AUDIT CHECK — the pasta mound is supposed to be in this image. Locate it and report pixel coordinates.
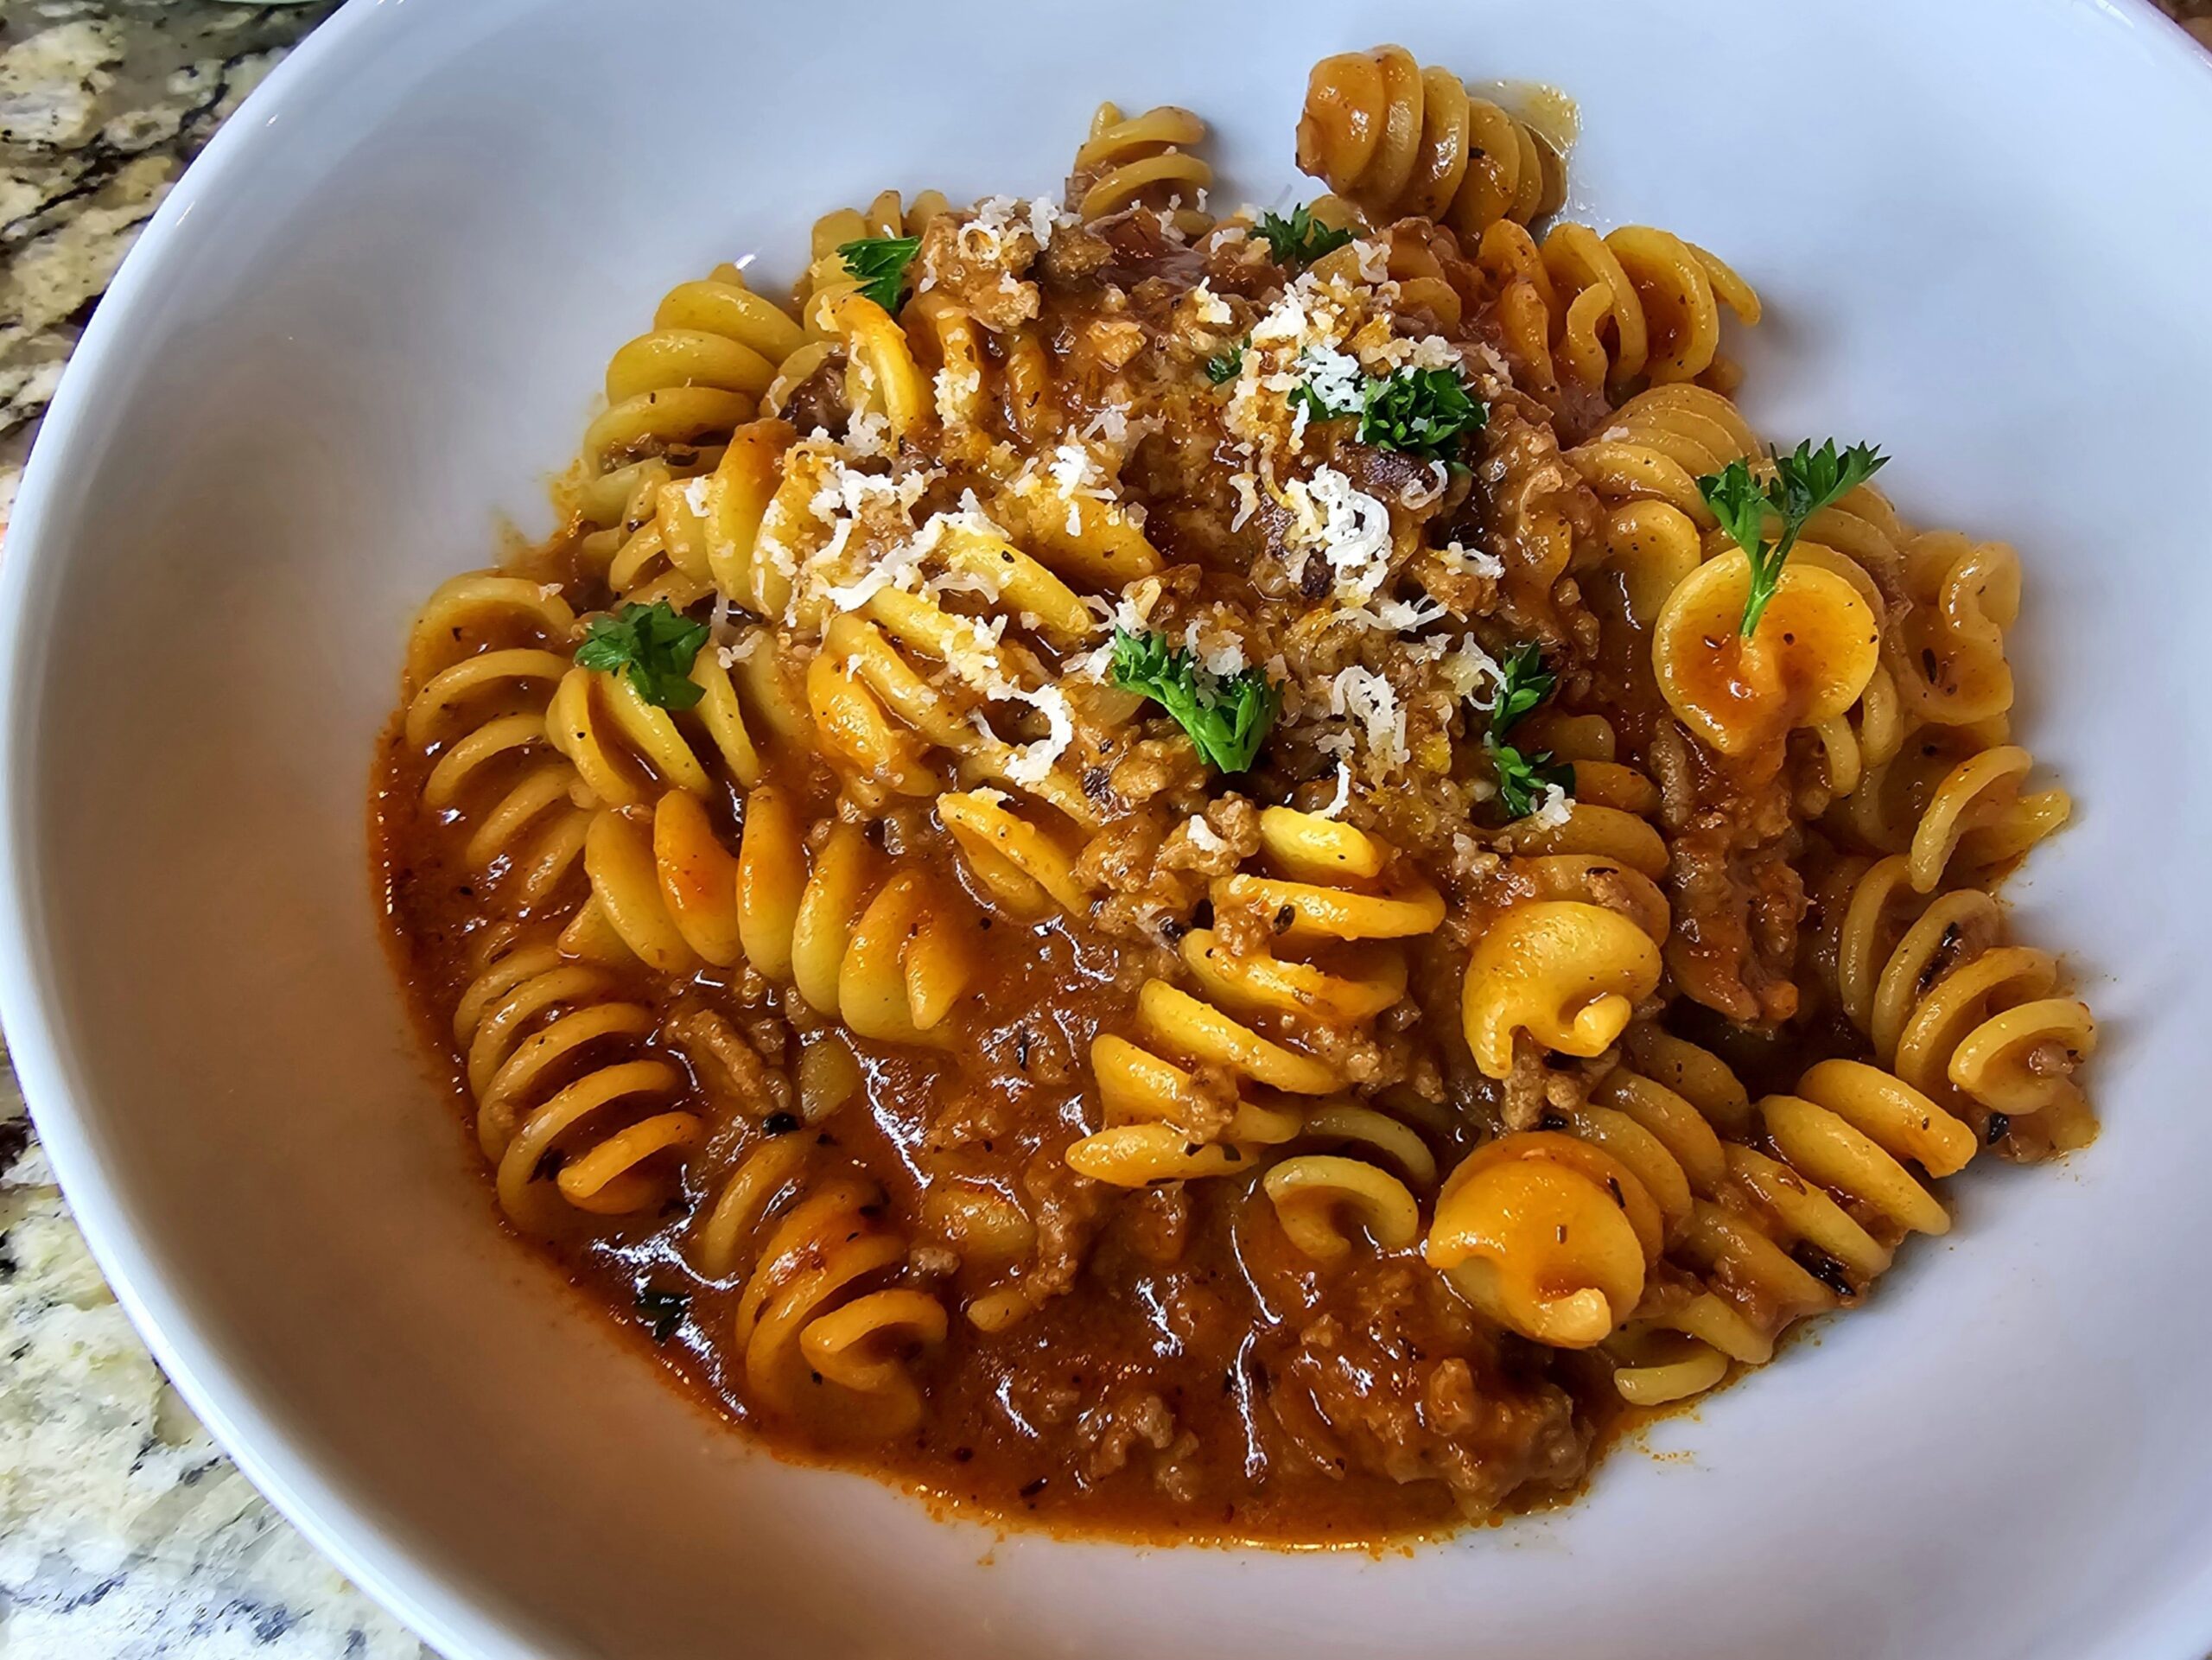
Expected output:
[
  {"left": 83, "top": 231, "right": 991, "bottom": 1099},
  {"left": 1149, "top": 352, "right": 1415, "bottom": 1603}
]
[{"left": 373, "top": 47, "right": 2095, "bottom": 1543}]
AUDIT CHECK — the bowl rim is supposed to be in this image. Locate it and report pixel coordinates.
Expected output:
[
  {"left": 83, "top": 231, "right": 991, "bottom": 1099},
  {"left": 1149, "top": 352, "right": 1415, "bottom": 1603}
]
[
  {"left": 4, "top": 2, "right": 2211, "bottom": 1657},
  {"left": 0, "top": 12, "right": 526, "bottom": 1657}
]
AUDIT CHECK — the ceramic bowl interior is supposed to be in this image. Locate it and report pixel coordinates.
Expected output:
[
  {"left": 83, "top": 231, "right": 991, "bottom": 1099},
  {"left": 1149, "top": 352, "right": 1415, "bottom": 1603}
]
[{"left": 8, "top": 1, "right": 2212, "bottom": 1656}]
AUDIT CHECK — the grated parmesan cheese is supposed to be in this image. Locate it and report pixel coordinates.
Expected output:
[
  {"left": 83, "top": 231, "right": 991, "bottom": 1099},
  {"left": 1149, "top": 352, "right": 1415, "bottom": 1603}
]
[
  {"left": 959, "top": 195, "right": 1028, "bottom": 261},
  {"left": 1084, "top": 405, "right": 1131, "bottom": 447},
  {"left": 1296, "top": 343, "right": 1365, "bottom": 417},
  {"left": 1434, "top": 633, "right": 1508, "bottom": 707},
  {"left": 1250, "top": 285, "right": 1318, "bottom": 349},
  {"left": 1438, "top": 539, "right": 1506, "bottom": 582},
  {"left": 1190, "top": 280, "right": 1234, "bottom": 328},
  {"left": 1400, "top": 462, "right": 1448, "bottom": 510},
  {"left": 1328, "top": 665, "right": 1408, "bottom": 776},
  {"left": 1529, "top": 781, "right": 1573, "bottom": 830},
  {"left": 1181, "top": 619, "right": 1249, "bottom": 678},
  {"left": 680, "top": 478, "right": 713, "bottom": 516},
  {"left": 1229, "top": 472, "right": 1261, "bottom": 532},
  {"left": 1281, "top": 466, "right": 1394, "bottom": 601},
  {"left": 991, "top": 682, "right": 1075, "bottom": 785},
  {"left": 935, "top": 360, "right": 982, "bottom": 423},
  {"left": 1315, "top": 761, "right": 1353, "bottom": 819},
  {"left": 818, "top": 534, "right": 929, "bottom": 612},
  {"left": 1340, "top": 594, "right": 1448, "bottom": 634},
  {"left": 843, "top": 409, "right": 891, "bottom": 457}
]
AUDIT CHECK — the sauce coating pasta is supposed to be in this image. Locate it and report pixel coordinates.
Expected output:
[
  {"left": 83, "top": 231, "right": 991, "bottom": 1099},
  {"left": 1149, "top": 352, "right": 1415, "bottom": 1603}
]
[{"left": 374, "top": 47, "right": 2094, "bottom": 1544}]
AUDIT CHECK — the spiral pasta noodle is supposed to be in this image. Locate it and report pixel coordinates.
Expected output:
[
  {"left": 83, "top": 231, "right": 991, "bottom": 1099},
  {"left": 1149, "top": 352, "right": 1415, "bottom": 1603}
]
[
  {"left": 1428, "top": 1031, "right": 1988, "bottom": 1406},
  {"left": 544, "top": 632, "right": 798, "bottom": 810},
  {"left": 454, "top": 938, "right": 701, "bottom": 1234},
  {"left": 731, "top": 782, "right": 982, "bottom": 1046},
  {"left": 1297, "top": 46, "right": 1564, "bottom": 237},
  {"left": 401, "top": 573, "right": 591, "bottom": 905},
  {"left": 1071, "top": 102, "right": 1212, "bottom": 228},
  {"left": 1260, "top": 1088, "right": 1448, "bottom": 1262},
  {"left": 1822, "top": 849, "right": 2096, "bottom": 1149},
  {"left": 696, "top": 1131, "right": 947, "bottom": 1438},
  {"left": 585, "top": 264, "right": 804, "bottom": 480},
  {"left": 1072, "top": 809, "right": 1442, "bottom": 1186}
]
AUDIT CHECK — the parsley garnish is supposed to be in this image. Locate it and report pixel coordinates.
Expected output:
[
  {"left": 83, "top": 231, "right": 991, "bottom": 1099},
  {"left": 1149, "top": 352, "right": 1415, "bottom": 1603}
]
[
  {"left": 1698, "top": 439, "right": 1888, "bottom": 637},
  {"left": 1289, "top": 378, "right": 1352, "bottom": 427},
  {"left": 1109, "top": 628, "right": 1280, "bottom": 773},
  {"left": 1481, "top": 640, "right": 1573, "bottom": 821},
  {"left": 635, "top": 1286, "right": 690, "bottom": 1344},
  {"left": 1489, "top": 641, "right": 1555, "bottom": 732},
  {"left": 1358, "top": 366, "right": 1486, "bottom": 461},
  {"left": 1491, "top": 741, "right": 1575, "bottom": 820},
  {"left": 1205, "top": 341, "right": 1246, "bottom": 384},
  {"left": 1290, "top": 362, "right": 1488, "bottom": 462},
  {"left": 1254, "top": 204, "right": 1353, "bottom": 268},
  {"left": 836, "top": 233, "right": 922, "bottom": 312},
  {"left": 575, "top": 600, "right": 709, "bottom": 711}
]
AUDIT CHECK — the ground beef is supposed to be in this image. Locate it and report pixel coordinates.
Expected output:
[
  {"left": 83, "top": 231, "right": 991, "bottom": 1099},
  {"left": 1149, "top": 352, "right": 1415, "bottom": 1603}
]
[{"left": 1261, "top": 1260, "right": 1590, "bottom": 1517}]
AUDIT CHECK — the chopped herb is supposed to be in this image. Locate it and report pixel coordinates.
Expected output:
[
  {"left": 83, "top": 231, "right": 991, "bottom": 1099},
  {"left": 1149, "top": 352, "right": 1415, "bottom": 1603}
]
[
  {"left": 1205, "top": 341, "right": 1247, "bottom": 384},
  {"left": 1254, "top": 204, "right": 1354, "bottom": 268},
  {"left": 575, "top": 600, "right": 709, "bottom": 710},
  {"left": 1358, "top": 365, "right": 1487, "bottom": 461},
  {"left": 634, "top": 1286, "right": 690, "bottom": 1344},
  {"left": 836, "top": 232, "right": 922, "bottom": 312},
  {"left": 1109, "top": 628, "right": 1280, "bottom": 773},
  {"left": 1698, "top": 439, "right": 1888, "bottom": 637},
  {"left": 1491, "top": 739, "right": 1574, "bottom": 820},
  {"left": 1289, "top": 361, "right": 1487, "bottom": 461},
  {"left": 1489, "top": 641, "right": 1555, "bottom": 735}
]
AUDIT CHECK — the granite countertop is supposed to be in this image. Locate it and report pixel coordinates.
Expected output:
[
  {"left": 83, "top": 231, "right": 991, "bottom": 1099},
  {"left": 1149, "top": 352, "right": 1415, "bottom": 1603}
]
[{"left": 0, "top": 3, "right": 2207, "bottom": 1657}]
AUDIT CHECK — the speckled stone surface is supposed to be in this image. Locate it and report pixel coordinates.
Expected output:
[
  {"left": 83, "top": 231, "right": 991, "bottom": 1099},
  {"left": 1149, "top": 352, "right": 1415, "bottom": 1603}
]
[
  {"left": 0, "top": 1046, "right": 427, "bottom": 1657},
  {"left": 0, "top": 0, "right": 344, "bottom": 521},
  {"left": 0, "top": 3, "right": 2205, "bottom": 1657}
]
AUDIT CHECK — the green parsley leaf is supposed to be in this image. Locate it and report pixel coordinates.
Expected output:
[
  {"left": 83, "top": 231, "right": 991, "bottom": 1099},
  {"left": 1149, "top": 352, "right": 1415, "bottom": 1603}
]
[
  {"left": 634, "top": 1286, "right": 690, "bottom": 1345},
  {"left": 1358, "top": 366, "right": 1487, "bottom": 461},
  {"left": 1697, "top": 440, "right": 1888, "bottom": 637},
  {"left": 1290, "top": 378, "right": 1357, "bottom": 427},
  {"left": 1109, "top": 628, "right": 1281, "bottom": 773},
  {"left": 1489, "top": 641, "right": 1556, "bottom": 735},
  {"left": 575, "top": 600, "right": 710, "bottom": 711},
  {"left": 1698, "top": 458, "right": 1770, "bottom": 559},
  {"left": 1205, "top": 341, "right": 1247, "bottom": 384},
  {"left": 1773, "top": 438, "right": 1888, "bottom": 525},
  {"left": 836, "top": 233, "right": 922, "bottom": 312},
  {"left": 1490, "top": 739, "right": 1575, "bottom": 821},
  {"left": 1254, "top": 204, "right": 1354, "bottom": 269}
]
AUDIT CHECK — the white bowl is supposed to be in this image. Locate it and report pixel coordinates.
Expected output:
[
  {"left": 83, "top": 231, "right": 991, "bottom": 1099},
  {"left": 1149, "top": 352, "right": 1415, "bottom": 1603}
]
[{"left": 8, "top": 0, "right": 2212, "bottom": 1654}]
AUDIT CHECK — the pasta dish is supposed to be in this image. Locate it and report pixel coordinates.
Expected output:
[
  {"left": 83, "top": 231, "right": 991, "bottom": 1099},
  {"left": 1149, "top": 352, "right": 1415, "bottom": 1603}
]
[{"left": 374, "top": 45, "right": 2096, "bottom": 1542}]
